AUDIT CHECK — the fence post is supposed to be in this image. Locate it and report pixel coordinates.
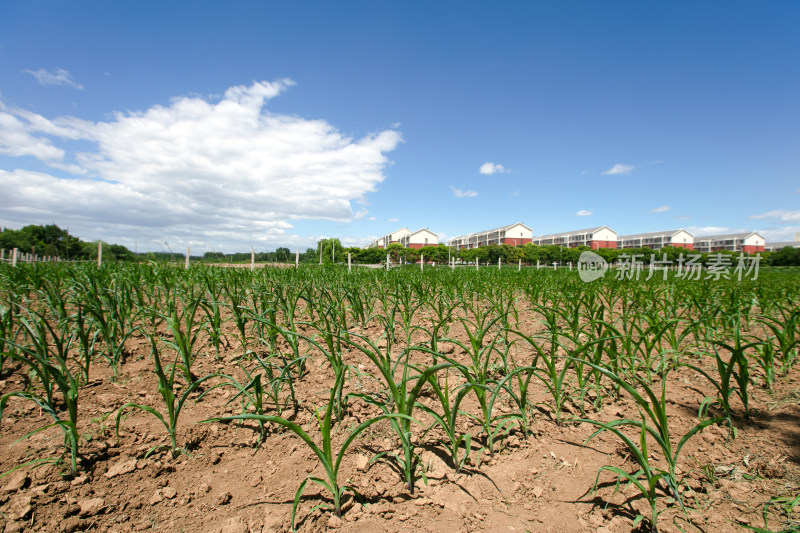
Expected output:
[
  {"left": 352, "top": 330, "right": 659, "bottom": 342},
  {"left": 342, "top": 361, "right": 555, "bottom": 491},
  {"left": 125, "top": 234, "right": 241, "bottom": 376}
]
[
  {"left": 348, "top": 252, "right": 351, "bottom": 273},
  {"left": 12, "top": 248, "right": 18, "bottom": 267},
  {"left": 537, "top": 260, "right": 540, "bottom": 270},
  {"left": 569, "top": 262, "right": 572, "bottom": 271},
  {"left": 0, "top": 249, "right": 4, "bottom": 262},
  {"left": 386, "top": 254, "right": 390, "bottom": 271},
  {"left": 421, "top": 254, "right": 424, "bottom": 272},
  {"left": 251, "top": 248, "right": 255, "bottom": 271},
  {"left": 185, "top": 247, "right": 190, "bottom": 269},
  {"left": 296, "top": 249, "right": 299, "bottom": 268},
  {"left": 498, "top": 257, "right": 501, "bottom": 270},
  {"left": 475, "top": 257, "right": 479, "bottom": 271},
  {"left": 97, "top": 242, "right": 102, "bottom": 267},
  {"left": 518, "top": 258, "right": 521, "bottom": 271}
]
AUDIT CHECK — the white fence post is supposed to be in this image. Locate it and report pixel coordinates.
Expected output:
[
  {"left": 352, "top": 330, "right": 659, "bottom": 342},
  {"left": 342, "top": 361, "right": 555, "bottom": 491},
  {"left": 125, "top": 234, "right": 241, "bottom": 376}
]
[
  {"left": 251, "top": 248, "right": 255, "bottom": 271},
  {"left": 498, "top": 257, "right": 501, "bottom": 270},
  {"left": 12, "top": 248, "right": 18, "bottom": 267},
  {"left": 475, "top": 257, "right": 479, "bottom": 271},
  {"left": 97, "top": 242, "right": 102, "bottom": 267},
  {"left": 296, "top": 249, "right": 299, "bottom": 268},
  {"left": 185, "top": 247, "right": 190, "bottom": 269},
  {"left": 421, "top": 254, "right": 424, "bottom": 272},
  {"left": 569, "top": 262, "right": 572, "bottom": 271},
  {"left": 518, "top": 258, "right": 521, "bottom": 271},
  {"left": 536, "top": 260, "right": 540, "bottom": 270},
  {"left": 386, "top": 254, "right": 390, "bottom": 271},
  {"left": 348, "top": 252, "right": 351, "bottom": 273}
]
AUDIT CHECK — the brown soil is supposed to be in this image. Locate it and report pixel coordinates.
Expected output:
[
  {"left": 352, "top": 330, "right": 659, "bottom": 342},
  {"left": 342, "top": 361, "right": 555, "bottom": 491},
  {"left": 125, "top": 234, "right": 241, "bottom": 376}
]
[{"left": 0, "top": 308, "right": 798, "bottom": 533}]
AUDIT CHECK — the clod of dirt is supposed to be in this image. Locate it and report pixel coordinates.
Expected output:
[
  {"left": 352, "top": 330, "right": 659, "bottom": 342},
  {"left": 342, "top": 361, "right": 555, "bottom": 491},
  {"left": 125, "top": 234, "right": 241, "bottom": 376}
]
[
  {"left": 215, "top": 491, "right": 232, "bottom": 505},
  {"left": 70, "top": 475, "right": 89, "bottom": 487},
  {"left": 327, "top": 515, "right": 343, "bottom": 528},
  {"left": 1, "top": 472, "right": 28, "bottom": 493},
  {"left": 9, "top": 495, "right": 32, "bottom": 520},
  {"left": 105, "top": 457, "right": 137, "bottom": 478},
  {"left": 78, "top": 497, "right": 106, "bottom": 517},
  {"left": 355, "top": 454, "right": 369, "bottom": 472},
  {"left": 3, "top": 520, "right": 23, "bottom": 533},
  {"left": 61, "top": 517, "right": 90, "bottom": 533}
]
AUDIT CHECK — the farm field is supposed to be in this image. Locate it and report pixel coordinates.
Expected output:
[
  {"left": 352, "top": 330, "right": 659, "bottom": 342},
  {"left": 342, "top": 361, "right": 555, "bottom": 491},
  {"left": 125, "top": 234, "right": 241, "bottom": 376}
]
[{"left": 0, "top": 264, "right": 798, "bottom": 533}]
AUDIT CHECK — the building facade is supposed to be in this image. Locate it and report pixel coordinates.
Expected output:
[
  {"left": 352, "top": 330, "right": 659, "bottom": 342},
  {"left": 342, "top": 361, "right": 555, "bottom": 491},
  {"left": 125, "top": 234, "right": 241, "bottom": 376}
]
[
  {"left": 367, "top": 227, "right": 439, "bottom": 249},
  {"left": 449, "top": 222, "right": 533, "bottom": 250},
  {"left": 366, "top": 227, "right": 412, "bottom": 249},
  {"left": 400, "top": 228, "right": 439, "bottom": 249},
  {"left": 617, "top": 229, "right": 694, "bottom": 250},
  {"left": 532, "top": 226, "right": 618, "bottom": 249},
  {"left": 764, "top": 241, "right": 800, "bottom": 252},
  {"left": 694, "top": 232, "right": 765, "bottom": 254}
]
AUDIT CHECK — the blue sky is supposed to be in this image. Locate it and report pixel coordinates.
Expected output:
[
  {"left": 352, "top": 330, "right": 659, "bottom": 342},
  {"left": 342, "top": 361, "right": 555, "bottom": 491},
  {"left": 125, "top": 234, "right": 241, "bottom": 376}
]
[{"left": 1, "top": 1, "right": 798, "bottom": 252}]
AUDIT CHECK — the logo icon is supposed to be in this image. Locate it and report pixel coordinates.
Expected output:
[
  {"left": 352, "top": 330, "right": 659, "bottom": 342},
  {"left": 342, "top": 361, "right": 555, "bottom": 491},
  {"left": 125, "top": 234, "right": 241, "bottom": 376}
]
[{"left": 578, "top": 251, "right": 608, "bottom": 282}]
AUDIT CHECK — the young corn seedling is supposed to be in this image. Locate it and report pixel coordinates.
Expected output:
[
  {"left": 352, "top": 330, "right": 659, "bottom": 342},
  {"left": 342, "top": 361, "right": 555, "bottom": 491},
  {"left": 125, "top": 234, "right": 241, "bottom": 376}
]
[
  {"left": 686, "top": 317, "right": 761, "bottom": 429},
  {"left": 343, "top": 335, "right": 452, "bottom": 493},
  {"left": 115, "top": 333, "right": 220, "bottom": 458},
  {"left": 204, "top": 371, "right": 411, "bottom": 530},
  {"left": 79, "top": 276, "right": 139, "bottom": 378},
  {"left": 159, "top": 295, "right": 207, "bottom": 385},
  {"left": 507, "top": 329, "right": 573, "bottom": 426},
  {"left": 199, "top": 296, "right": 227, "bottom": 356},
  {"left": 576, "top": 360, "right": 722, "bottom": 533},
  {"left": 440, "top": 311, "right": 506, "bottom": 453},
  {"left": 0, "top": 314, "right": 81, "bottom": 477},
  {"left": 757, "top": 309, "right": 799, "bottom": 377},
  {"left": 0, "top": 295, "right": 21, "bottom": 378},
  {"left": 418, "top": 368, "right": 476, "bottom": 471}
]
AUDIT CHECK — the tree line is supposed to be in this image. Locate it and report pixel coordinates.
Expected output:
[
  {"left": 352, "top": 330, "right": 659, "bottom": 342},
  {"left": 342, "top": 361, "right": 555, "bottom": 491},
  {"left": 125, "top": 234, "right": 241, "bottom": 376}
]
[{"left": 2, "top": 225, "right": 797, "bottom": 266}]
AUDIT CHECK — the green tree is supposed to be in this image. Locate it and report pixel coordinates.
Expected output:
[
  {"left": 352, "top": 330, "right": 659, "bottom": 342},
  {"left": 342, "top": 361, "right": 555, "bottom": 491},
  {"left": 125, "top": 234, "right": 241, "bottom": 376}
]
[{"left": 317, "top": 238, "right": 345, "bottom": 264}]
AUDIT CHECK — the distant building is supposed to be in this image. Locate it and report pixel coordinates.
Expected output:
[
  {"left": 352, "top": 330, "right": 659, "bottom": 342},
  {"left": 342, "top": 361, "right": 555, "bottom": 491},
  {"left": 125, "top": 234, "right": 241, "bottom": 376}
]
[
  {"left": 449, "top": 222, "right": 533, "bottom": 250},
  {"left": 693, "top": 232, "right": 765, "bottom": 253},
  {"left": 400, "top": 228, "right": 439, "bottom": 249},
  {"left": 367, "top": 227, "right": 412, "bottom": 249},
  {"left": 764, "top": 241, "right": 800, "bottom": 252},
  {"left": 617, "top": 229, "right": 694, "bottom": 250},
  {"left": 532, "top": 226, "right": 618, "bottom": 249},
  {"left": 366, "top": 227, "right": 438, "bottom": 249}
]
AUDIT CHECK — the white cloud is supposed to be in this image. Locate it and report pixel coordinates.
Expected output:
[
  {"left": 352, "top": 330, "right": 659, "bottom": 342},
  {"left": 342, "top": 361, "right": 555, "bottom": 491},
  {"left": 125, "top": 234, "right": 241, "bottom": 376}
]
[
  {"left": 602, "top": 163, "right": 635, "bottom": 175},
  {"left": 23, "top": 68, "right": 84, "bottom": 89},
  {"left": 510, "top": 190, "right": 520, "bottom": 197},
  {"left": 0, "top": 80, "right": 401, "bottom": 251},
  {"left": 750, "top": 210, "right": 800, "bottom": 222},
  {"left": 576, "top": 210, "right": 593, "bottom": 216},
  {"left": 758, "top": 226, "right": 800, "bottom": 242},
  {"left": 368, "top": 216, "right": 376, "bottom": 221},
  {"left": 649, "top": 205, "right": 671, "bottom": 213},
  {"left": 673, "top": 215, "right": 691, "bottom": 220},
  {"left": 686, "top": 225, "right": 743, "bottom": 236},
  {"left": 479, "top": 162, "right": 511, "bottom": 175},
  {"left": 0, "top": 107, "right": 66, "bottom": 161},
  {"left": 450, "top": 185, "right": 478, "bottom": 198},
  {"left": 387, "top": 218, "right": 399, "bottom": 223}
]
